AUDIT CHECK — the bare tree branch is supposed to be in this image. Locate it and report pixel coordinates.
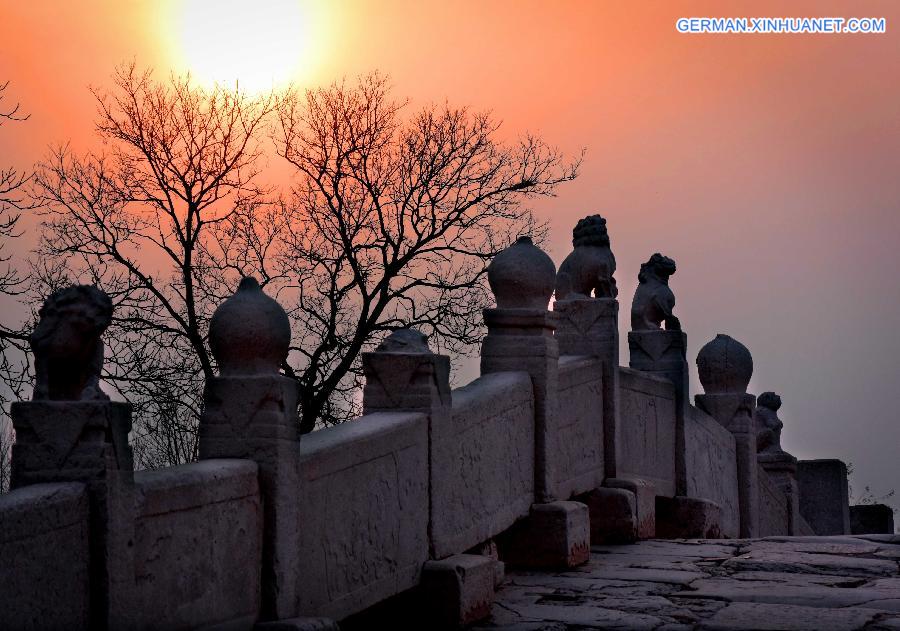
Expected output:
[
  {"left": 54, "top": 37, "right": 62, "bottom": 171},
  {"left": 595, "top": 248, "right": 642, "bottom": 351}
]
[
  {"left": 32, "top": 65, "right": 276, "bottom": 468},
  {"left": 273, "top": 73, "right": 578, "bottom": 432}
]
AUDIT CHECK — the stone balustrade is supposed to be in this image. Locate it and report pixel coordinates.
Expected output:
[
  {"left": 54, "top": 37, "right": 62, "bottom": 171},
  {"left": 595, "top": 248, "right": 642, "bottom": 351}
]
[{"left": 0, "top": 216, "right": 872, "bottom": 631}]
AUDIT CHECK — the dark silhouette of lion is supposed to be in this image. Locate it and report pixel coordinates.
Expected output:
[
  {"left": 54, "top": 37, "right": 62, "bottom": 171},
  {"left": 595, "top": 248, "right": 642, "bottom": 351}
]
[
  {"left": 31, "top": 285, "right": 113, "bottom": 401},
  {"left": 756, "top": 392, "right": 785, "bottom": 454},
  {"left": 555, "top": 215, "right": 618, "bottom": 300},
  {"left": 630, "top": 253, "right": 680, "bottom": 331}
]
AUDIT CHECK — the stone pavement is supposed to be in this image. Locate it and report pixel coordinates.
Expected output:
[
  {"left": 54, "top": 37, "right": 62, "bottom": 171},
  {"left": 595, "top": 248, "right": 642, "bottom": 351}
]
[{"left": 475, "top": 535, "right": 900, "bottom": 630}]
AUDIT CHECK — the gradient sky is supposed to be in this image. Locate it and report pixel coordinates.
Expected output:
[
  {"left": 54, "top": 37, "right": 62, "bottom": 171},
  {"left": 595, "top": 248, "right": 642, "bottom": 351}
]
[{"left": 1, "top": 1, "right": 898, "bottom": 509}]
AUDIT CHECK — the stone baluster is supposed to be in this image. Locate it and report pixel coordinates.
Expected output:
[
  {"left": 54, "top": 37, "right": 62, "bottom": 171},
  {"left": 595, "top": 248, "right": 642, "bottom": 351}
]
[
  {"left": 10, "top": 285, "right": 135, "bottom": 630},
  {"left": 755, "top": 392, "right": 801, "bottom": 534},
  {"left": 552, "top": 214, "right": 621, "bottom": 480},
  {"left": 363, "top": 334, "right": 498, "bottom": 628},
  {"left": 482, "top": 236, "right": 589, "bottom": 570},
  {"left": 197, "top": 277, "right": 300, "bottom": 621},
  {"left": 362, "top": 329, "right": 450, "bottom": 418},
  {"left": 552, "top": 216, "right": 639, "bottom": 544},
  {"left": 481, "top": 235, "right": 561, "bottom": 502},
  {"left": 695, "top": 334, "right": 759, "bottom": 538},
  {"left": 627, "top": 253, "right": 690, "bottom": 496}
]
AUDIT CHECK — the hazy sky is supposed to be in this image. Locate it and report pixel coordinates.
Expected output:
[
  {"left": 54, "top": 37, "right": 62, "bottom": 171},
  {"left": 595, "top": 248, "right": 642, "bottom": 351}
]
[{"left": 1, "top": 1, "right": 898, "bottom": 508}]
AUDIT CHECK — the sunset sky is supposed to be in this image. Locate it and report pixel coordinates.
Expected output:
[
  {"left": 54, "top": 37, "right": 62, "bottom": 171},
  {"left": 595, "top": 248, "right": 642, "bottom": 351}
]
[{"left": 1, "top": 1, "right": 898, "bottom": 506}]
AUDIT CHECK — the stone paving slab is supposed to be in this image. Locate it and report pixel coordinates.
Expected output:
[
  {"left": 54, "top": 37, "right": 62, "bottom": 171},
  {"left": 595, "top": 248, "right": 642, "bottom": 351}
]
[{"left": 475, "top": 536, "right": 900, "bottom": 630}]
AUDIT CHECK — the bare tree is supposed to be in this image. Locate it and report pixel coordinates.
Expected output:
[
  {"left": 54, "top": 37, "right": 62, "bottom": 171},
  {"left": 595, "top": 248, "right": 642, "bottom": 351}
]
[
  {"left": 34, "top": 65, "right": 276, "bottom": 468},
  {"left": 274, "top": 74, "right": 579, "bottom": 432},
  {"left": 0, "top": 81, "right": 35, "bottom": 492},
  {"left": 34, "top": 68, "right": 578, "bottom": 468}
]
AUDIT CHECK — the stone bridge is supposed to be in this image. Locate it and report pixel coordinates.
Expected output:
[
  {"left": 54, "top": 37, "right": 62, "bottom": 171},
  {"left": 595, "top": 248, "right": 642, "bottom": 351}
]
[{"left": 0, "top": 218, "right": 894, "bottom": 630}]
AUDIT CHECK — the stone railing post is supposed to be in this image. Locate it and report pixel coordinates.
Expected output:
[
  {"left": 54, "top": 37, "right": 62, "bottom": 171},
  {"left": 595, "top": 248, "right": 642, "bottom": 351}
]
[
  {"left": 363, "top": 332, "right": 498, "bottom": 628},
  {"left": 361, "top": 328, "right": 453, "bottom": 558},
  {"left": 755, "top": 392, "right": 801, "bottom": 534},
  {"left": 627, "top": 253, "right": 689, "bottom": 496},
  {"left": 481, "top": 236, "right": 560, "bottom": 503},
  {"left": 695, "top": 334, "right": 759, "bottom": 538},
  {"left": 10, "top": 285, "right": 135, "bottom": 630},
  {"left": 797, "top": 459, "right": 851, "bottom": 535},
  {"left": 362, "top": 329, "right": 450, "bottom": 418},
  {"left": 553, "top": 215, "right": 621, "bottom": 480},
  {"left": 482, "top": 236, "right": 589, "bottom": 570},
  {"left": 197, "top": 277, "right": 300, "bottom": 621}
]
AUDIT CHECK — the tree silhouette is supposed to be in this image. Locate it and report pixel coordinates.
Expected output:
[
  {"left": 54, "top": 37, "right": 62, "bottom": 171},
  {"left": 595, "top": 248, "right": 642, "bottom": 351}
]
[
  {"left": 34, "top": 64, "right": 276, "bottom": 467},
  {"left": 0, "top": 81, "right": 35, "bottom": 492},
  {"left": 33, "top": 67, "right": 578, "bottom": 467},
  {"left": 274, "top": 74, "right": 578, "bottom": 431}
]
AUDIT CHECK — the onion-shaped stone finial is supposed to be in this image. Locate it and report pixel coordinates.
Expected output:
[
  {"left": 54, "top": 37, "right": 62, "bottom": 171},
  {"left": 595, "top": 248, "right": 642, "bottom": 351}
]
[
  {"left": 209, "top": 277, "right": 291, "bottom": 376},
  {"left": 487, "top": 236, "right": 556, "bottom": 309},
  {"left": 696, "top": 333, "right": 753, "bottom": 394}
]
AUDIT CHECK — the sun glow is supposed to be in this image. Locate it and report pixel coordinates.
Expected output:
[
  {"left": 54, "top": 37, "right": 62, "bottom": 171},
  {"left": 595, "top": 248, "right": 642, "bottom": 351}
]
[{"left": 174, "top": 0, "right": 316, "bottom": 93}]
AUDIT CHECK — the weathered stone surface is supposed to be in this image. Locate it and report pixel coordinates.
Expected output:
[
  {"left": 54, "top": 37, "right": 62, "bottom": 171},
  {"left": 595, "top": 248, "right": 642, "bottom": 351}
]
[
  {"left": 606, "top": 476, "right": 658, "bottom": 538},
  {"left": 758, "top": 464, "right": 791, "bottom": 536},
  {"left": 30, "top": 284, "right": 113, "bottom": 401},
  {"left": 422, "top": 554, "right": 496, "bottom": 627},
  {"left": 617, "top": 368, "right": 677, "bottom": 498},
  {"left": 480, "top": 307, "right": 559, "bottom": 503},
  {"left": 254, "top": 618, "right": 340, "bottom": 631},
  {"left": 851, "top": 504, "right": 895, "bottom": 535},
  {"left": 10, "top": 399, "right": 136, "bottom": 630},
  {"left": 11, "top": 400, "right": 134, "bottom": 488},
  {"left": 499, "top": 501, "right": 590, "bottom": 569},
  {"left": 696, "top": 392, "right": 759, "bottom": 538},
  {"left": 362, "top": 334, "right": 450, "bottom": 415},
  {"left": 0, "top": 482, "right": 90, "bottom": 631},
  {"left": 432, "top": 371, "right": 534, "bottom": 558},
  {"left": 678, "top": 577, "right": 900, "bottom": 609},
  {"left": 798, "top": 459, "right": 851, "bottom": 536},
  {"left": 554, "top": 355, "right": 604, "bottom": 498},
  {"left": 199, "top": 374, "right": 300, "bottom": 621},
  {"left": 685, "top": 405, "right": 740, "bottom": 537},
  {"left": 295, "top": 411, "right": 429, "bottom": 620},
  {"left": 553, "top": 298, "right": 620, "bottom": 479},
  {"left": 724, "top": 549, "right": 896, "bottom": 577},
  {"left": 208, "top": 277, "right": 291, "bottom": 377},
  {"left": 749, "top": 536, "right": 881, "bottom": 555},
  {"left": 477, "top": 536, "right": 900, "bottom": 630},
  {"left": 487, "top": 235, "right": 556, "bottom": 310},
  {"left": 579, "top": 487, "right": 638, "bottom": 544},
  {"left": 467, "top": 539, "right": 507, "bottom": 589},
  {"left": 656, "top": 496, "right": 723, "bottom": 539},
  {"left": 696, "top": 334, "right": 753, "bottom": 396},
  {"left": 758, "top": 452, "right": 801, "bottom": 535},
  {"left": 554, "top": 215, "right": 618, "bottom": 300},
  {"left": 133, "top": 460, "right": 262, "bottom": 630},
  {"left": 626, "top": 328, "right": 689, "bottom": 496},
  {"left": 698, "top": 601, "right": 883, "bottom": 630}
]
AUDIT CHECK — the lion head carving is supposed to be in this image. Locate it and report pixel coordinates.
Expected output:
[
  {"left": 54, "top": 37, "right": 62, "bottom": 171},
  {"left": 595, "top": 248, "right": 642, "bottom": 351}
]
[
  {"left": 630, "top": 253, "right": 680, "bottom": 331},
  {"left": 555, "top": 214, "right": 618, "bottom": 300},
  {"left": 30, "top": 285, "right": 113, "bottom": 401}
]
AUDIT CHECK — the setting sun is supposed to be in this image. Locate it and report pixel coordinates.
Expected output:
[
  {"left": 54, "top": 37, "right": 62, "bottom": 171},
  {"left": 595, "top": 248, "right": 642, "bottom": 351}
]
[{"left": 176, "top": 0, "right": 314, "bottom": 92}]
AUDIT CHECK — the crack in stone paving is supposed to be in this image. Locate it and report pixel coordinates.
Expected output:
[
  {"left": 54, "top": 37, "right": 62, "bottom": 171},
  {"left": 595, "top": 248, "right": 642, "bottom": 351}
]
[{"left": 474, "top": 537, "right": 900, "bottom": 630}]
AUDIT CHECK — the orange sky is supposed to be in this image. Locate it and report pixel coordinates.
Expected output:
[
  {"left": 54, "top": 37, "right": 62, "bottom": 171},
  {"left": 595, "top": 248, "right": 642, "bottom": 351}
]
[{"left": 1, "top": 1, "right": 899, "bottom": 506}]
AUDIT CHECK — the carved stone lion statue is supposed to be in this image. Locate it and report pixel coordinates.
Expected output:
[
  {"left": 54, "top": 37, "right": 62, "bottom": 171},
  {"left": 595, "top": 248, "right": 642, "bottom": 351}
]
[
  {"left": 555, "top": 215, "right": 618, "bottom": 300},
  {"left": 630, "top": 253, "right": 680, "bottom": 331},
  {"left": 30, "top": 285, "right": 113, "bottom": 401},
  {"left": 755, "top": 391, "right": 785, "bottom": 454}
]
